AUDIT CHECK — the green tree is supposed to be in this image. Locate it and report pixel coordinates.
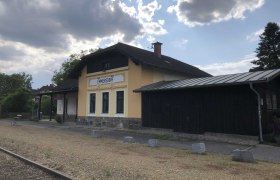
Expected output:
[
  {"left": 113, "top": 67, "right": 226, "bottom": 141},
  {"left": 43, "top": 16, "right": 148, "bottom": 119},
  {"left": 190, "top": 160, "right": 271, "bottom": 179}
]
[
  {"left": 52, "top": 49, "right": 95, "bottom": 86},
  {"left": 0, "top": 72, "right": 32, "bottom": 102},
  {"left": 40, "top": 95, "right": 56, "bottom": 116},
  {"left": 1, "top": 88, "right": 33, "bottom": 113},
  {"left": 250, "top": 22, "right": 280, "bottom": 72}
]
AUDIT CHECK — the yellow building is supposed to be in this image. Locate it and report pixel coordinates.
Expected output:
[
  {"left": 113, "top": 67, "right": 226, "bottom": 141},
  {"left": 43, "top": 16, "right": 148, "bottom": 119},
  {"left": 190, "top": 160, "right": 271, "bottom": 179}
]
[{"left": 66, "top": 42, "right": 210, "bottom": 127}]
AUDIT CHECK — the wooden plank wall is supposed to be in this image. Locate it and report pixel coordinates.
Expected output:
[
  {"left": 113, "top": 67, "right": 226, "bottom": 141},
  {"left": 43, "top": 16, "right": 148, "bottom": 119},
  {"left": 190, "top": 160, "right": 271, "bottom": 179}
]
[{"left": 142, "top": 84, "right": 260, "bottom": 135}]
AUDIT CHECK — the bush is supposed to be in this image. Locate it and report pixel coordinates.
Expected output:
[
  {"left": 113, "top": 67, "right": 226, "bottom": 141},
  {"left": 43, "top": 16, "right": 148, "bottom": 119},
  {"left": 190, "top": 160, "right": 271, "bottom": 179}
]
[
  {"left": 55, "top": 115, "right": 62, "bottom": 124},
  {"left": 31, "top": 116, "right": 39, "bottom": 122},
  {"left": 1, "top": 88, "right": 32, "bottom": 113}
]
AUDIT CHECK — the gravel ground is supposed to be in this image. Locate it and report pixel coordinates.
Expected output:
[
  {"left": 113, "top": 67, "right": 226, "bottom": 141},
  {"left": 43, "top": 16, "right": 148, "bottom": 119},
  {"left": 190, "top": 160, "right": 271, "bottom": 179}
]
[
  {"left": 0, "top": 123, "right": 280, "bottom": 180},
  {"left": 0, "top": 150, "right": 62, "bottom": 180}
]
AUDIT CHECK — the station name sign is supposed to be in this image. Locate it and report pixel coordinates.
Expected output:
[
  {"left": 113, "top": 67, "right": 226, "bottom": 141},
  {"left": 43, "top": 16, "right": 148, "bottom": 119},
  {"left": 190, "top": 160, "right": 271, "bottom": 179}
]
[{"left": 89, "top": 74, "right": 124, "bottom": 86}]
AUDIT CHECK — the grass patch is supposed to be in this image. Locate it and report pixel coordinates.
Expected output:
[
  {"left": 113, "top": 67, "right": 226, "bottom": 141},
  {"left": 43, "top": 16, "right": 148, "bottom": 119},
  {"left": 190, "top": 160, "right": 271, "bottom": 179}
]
[
  {"left": 263, "top": 142, "right": 280, "bottom": 147},
  {"left": 104, "top": 169, "right": 112, "bottom": 177},
  {"left": 45, "top": 152, "right": 51, "bottom": 159}
]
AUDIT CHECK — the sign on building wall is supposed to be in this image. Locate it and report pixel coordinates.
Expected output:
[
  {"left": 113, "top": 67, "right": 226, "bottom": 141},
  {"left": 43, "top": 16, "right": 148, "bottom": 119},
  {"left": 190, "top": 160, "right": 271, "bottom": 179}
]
[
  {"left": 57, "top": 100, "right": 63, "bottom": 115},
  {"left": 89, "top": 74, "right": 124, "bottom": 86}
]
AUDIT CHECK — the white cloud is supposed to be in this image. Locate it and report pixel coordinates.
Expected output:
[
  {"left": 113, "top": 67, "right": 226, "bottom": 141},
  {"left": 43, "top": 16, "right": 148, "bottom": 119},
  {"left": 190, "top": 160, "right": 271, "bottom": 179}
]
[
  {"left": 168, "top": 0, "right": 265, "bottom": 27},
  {"left": 118, "top": 1, "right": 137, "bottom": 17},
  {"left": 147, "top": 35, "right": 156, "bottom": 43},
  {"left": 158, "top": 19, "right": 165, "bottom": 25},
  {"left": 0, "top": 0, "right": 142, "bottom": 49},
  {"left": 0, "top": 1, "right": 6, "bottom": 16},
  {"left": 118, "top": 0, "right": 167, "bottom": 42},
  {"left": 167, "top": 5, "right": 175, "bottom": 14},
  {"left": 172, "top": 39, "right": 188, "bottom": 48},
  {"left": 246, "top": 28, "right": 263, "bottom": 42},
  {"left": 0, "top": 0, "right": 166, "bottom": 88},
  {"left": 141, "top": 22, "right": 167, "bottom": 35},
  {"left": 0, "top": 0, "right": 148, "bottom": 88},
  {"left": 196, "top": 55, "right": 256, "bottom": 75},
  {"left": 137, "top": 0, "right": 161, "bottom": 21},
  {"left": 0, "top": 39, "right": 69, "bottom": 87}
]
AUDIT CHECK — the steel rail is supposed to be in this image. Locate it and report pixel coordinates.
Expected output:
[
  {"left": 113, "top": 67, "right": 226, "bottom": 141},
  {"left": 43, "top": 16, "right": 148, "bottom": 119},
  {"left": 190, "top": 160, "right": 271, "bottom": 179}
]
[{"left": 0, "top": 146, "right": 73, "bottom": 180}]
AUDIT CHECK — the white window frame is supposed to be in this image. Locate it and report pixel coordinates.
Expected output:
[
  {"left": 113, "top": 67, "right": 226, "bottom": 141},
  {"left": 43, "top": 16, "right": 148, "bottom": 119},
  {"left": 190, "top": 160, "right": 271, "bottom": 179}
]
[
  {"left": 88, "top": 92, "right": 96, "bottom": 116},
  {"left": 115, "top": 89, "right": 125, "bottom": 117},
  {"left": 101, "top": 91, "right": 110, "bottom": 116}
]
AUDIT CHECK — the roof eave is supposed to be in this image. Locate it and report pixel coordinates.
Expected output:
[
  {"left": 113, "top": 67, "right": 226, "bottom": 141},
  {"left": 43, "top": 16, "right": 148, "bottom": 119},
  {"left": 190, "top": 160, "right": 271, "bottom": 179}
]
[{"left": 134, "top": 80, "right": 267, "bottom": 93}]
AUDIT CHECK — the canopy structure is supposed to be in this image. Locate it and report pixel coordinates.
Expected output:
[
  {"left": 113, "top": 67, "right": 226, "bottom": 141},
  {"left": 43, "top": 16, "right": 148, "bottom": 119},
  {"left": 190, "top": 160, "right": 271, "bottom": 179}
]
[{"left": 33, "top": 79, "right": 78, "bottom": 122}]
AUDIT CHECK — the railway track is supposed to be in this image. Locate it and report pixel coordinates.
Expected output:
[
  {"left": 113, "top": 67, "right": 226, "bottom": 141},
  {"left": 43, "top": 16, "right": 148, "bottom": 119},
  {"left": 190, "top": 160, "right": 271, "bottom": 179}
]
[{"left": 0, "top": 147, "right": 73, "bottom": 180}]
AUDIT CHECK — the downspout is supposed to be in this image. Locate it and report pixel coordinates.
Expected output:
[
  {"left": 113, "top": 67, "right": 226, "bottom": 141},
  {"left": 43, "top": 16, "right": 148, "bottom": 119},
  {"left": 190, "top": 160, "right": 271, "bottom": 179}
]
[{"left": 249, "top": 83, "right": 263, "bottom": 143}]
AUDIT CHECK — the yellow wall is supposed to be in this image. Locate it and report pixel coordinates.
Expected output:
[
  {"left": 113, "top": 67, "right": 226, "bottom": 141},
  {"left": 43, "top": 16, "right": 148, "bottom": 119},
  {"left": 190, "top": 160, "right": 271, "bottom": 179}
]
[
  {"left": 78, "top": 66, "right": 129, "bottom": 117},
  {"left": 127, "top": 60, "right": 141, "bottom": 118},
  {"left": 77, "top": 66, "right": 87, "bottom": 116},
  {"left": 78, "top": 58, "right": 190, "bottom": 119}
]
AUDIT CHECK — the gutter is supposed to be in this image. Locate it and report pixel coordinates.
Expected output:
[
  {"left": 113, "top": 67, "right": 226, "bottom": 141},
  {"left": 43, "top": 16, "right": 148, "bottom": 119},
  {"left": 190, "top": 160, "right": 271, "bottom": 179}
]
[{"left": 249, "top": 82, "right": 263, "bottom": 143}]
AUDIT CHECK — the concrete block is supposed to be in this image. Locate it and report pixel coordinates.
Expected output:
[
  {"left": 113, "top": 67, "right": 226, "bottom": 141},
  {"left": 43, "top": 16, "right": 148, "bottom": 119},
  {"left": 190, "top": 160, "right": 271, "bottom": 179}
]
[
  {"left": 91, "top": 130, "right": 102, "bottom": 138},
  {"left": 123, "top": 136, "right": 135, "bottom": 143},
  {"left": 232, "top": 149, "right": 255, "bottom": 163},
  {"left": 148, "top": 139, "right": 159, "bottom": 147},
  {"left": 191, "top": 143, "right": 206, "bottom": 154}
]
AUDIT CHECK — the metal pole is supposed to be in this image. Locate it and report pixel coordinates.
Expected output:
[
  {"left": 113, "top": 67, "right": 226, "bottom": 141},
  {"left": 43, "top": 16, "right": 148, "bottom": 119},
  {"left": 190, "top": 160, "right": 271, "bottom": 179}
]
[{"left": 249, "top": 83, "right": 263, "bottom": 143}]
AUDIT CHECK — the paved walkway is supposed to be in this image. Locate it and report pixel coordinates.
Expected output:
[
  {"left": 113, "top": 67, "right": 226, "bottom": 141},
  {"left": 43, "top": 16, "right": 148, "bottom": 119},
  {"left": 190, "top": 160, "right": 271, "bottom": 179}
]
[{"left": 1, "top": 119, "right": 279, "bottom": 163}]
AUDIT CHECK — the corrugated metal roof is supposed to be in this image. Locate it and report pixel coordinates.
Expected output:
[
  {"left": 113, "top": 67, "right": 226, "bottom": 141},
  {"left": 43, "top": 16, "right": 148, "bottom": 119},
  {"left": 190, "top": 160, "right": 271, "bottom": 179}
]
[{"left": 135, "top": 69, "right": 280, "bottom": 92}]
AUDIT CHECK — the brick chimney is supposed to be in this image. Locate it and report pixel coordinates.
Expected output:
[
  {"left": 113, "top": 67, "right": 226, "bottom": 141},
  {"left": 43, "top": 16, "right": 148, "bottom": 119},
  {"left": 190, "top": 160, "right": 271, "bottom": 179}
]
[{"left": 153, "top": 41, "right": 162, "bottom": 58}]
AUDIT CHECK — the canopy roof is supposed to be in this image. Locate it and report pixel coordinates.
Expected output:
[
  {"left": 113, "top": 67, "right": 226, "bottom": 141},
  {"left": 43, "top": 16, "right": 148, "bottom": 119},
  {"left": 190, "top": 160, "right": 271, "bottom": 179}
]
[{"left": 135, "top": 69, "right": 280, "bottom": 92}]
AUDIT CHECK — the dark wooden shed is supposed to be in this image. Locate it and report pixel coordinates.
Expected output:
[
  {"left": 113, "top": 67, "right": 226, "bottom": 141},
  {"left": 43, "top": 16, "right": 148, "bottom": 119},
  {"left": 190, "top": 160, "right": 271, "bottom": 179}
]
[{"left": 135, "top": 69, "right": 280, "bottom": 140}]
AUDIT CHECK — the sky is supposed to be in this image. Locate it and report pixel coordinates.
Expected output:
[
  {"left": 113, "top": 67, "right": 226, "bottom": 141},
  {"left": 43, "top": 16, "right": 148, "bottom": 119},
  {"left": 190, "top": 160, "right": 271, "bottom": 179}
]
[{"left": 0, "top": 0, "right": 279, "bottom": 89}]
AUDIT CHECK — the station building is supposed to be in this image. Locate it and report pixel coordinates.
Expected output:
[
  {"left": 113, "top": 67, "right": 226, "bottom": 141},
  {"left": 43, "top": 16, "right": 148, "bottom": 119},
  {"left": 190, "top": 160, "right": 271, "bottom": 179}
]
[
  {"left": 62, "top": 42, "right": 210, "bottom": 127},
  {"left": 36, "top": 42, "right": 280, "bottom": 140}
]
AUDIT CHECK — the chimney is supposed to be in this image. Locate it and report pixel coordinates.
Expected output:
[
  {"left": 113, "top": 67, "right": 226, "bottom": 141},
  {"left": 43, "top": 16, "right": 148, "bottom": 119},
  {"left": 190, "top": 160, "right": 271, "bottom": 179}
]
[{"left": 152, "top": 41, "right": 162, "bottom": 58}]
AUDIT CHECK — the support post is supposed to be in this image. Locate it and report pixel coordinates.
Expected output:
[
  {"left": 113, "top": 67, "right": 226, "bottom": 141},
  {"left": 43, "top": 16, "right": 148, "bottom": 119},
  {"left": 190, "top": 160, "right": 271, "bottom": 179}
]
[
  {"left": 63, "top": 93, "right": 66, "bottom": 123},
  {"left": 49, "top": 94, "right": 53, "bottom": 121},
  {"left": 38, "top": 95, "right": 42, "bottom": 120},
  {"left": 75, "top": 94, "right": 78, "bottom": 121}
]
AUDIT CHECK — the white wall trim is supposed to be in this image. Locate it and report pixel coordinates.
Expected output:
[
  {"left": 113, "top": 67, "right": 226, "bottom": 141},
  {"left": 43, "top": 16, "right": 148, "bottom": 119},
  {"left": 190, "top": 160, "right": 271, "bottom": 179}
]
[
  {"left": 101, "top": 90, "right": 110, "bottom": 115},
  {"left": 114, "top": 88, "right": 125, "bottom": 117},
  {"left": 87, "top": 91, "right": 96, "bottom": 116}
]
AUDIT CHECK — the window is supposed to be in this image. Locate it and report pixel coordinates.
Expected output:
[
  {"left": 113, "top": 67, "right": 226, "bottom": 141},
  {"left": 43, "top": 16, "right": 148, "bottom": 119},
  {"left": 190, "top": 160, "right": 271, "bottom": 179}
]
[
  {"left": 89, "top": 93, "right": 96, "bottom": 114},
  {"left": 272, "top": 93, "right": 277, "bottom": 109},
  {"left": 266, "top": 90, "right": 278, "bottom": 110},
  {"left": 266, "top": 91, "right": 272, "bottom": 109},
  {"left": 116, "top": 91, "right": 124, "bottom": 114},
  {"left": 102, "top": 92, "right": 109, "bottom": 114},
  {"left": 102, "top": 62, "right": 110, "bottom": 71}
]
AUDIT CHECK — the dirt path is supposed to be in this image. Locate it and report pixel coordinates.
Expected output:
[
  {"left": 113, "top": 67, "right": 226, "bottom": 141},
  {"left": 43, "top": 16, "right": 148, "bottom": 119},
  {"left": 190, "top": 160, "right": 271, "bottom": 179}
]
[{"left": 0, "top": 123, "right": 279, "bottom": 180}]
